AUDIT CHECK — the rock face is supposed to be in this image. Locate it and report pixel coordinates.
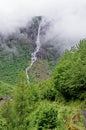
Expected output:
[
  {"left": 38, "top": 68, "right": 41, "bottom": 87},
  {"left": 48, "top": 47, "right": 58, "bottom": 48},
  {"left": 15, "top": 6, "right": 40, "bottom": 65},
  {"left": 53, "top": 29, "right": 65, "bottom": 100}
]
[
  {"left": 0, "top": 16, "right": 62, "bottom": 84},
  {"left": 0, "top": 16, "right": 61, "bottom": 62},
  {"left": 0, "top": 16, "right": 41, "bottom": 57}
]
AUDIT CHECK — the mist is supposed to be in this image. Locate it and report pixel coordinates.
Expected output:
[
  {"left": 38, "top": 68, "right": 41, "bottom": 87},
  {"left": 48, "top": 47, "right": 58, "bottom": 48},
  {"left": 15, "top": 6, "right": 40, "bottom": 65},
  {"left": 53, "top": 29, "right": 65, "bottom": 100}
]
[{"left": 0, "top": 0, "right": 86, "bottom": 48}]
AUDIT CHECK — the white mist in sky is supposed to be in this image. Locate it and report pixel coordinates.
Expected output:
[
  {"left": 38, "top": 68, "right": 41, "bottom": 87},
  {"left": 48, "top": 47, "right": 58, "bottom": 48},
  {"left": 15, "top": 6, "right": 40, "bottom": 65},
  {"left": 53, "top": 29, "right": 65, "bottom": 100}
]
[{"left": 0, "top": 0, "right": 86, "bottom": 47}]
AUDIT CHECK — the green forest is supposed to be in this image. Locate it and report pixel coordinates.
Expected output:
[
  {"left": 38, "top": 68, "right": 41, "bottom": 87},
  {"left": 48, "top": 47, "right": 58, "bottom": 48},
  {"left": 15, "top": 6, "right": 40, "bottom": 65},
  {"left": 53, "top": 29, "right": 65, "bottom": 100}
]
[{"left": 0, "top": 40, "right": 86, "bottom": 130}]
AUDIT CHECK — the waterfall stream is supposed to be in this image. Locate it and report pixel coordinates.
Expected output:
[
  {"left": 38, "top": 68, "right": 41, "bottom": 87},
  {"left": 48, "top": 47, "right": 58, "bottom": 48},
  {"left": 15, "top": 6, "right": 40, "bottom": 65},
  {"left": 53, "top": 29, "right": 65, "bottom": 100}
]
[{"left": 26, "top": 23, "right": 41, "bottom": 83}]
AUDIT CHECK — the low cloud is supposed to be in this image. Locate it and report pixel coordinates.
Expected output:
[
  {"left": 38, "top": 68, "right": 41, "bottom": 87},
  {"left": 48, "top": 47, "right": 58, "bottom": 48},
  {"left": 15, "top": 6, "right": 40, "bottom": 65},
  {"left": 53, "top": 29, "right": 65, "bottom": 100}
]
[{"left": 0, "top": 0, "right": 86, "bottom": 48}]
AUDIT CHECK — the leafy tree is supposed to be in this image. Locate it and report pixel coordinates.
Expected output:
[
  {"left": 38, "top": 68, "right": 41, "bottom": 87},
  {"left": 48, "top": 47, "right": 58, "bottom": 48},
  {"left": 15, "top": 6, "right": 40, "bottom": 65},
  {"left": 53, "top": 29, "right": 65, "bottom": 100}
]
[{"left": 53, "top": 40, "right": 86, "bottom": 100}]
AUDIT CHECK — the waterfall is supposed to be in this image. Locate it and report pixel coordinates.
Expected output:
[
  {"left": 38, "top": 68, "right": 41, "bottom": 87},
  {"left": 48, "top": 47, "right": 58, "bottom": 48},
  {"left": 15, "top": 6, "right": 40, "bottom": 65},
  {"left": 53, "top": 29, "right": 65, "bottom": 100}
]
[{"left": 26, "top": 22, "right": 41, "bottom": 83}]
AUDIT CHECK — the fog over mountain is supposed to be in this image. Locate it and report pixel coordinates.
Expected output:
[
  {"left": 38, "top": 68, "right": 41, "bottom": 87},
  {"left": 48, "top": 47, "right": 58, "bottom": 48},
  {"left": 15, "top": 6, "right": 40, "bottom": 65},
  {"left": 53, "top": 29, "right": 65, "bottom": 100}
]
[{"left": 0, "top": 0, "right": 86, "bottom": 49}]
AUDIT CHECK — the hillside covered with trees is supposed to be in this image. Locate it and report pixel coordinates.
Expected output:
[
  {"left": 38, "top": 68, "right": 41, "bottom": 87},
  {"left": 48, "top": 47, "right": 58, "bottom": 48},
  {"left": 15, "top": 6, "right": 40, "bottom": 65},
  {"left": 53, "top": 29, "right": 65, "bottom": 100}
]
[{"left": 0, "top": 40, "right": 86, "bottom": 130}]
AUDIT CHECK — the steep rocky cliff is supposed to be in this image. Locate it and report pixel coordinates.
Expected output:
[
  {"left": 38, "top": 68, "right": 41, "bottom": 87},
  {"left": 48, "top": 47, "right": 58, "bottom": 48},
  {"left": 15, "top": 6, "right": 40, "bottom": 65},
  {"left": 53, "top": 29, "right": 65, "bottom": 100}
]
[
  {"left": 0, "top": 16, "right": 60, "bottom": 61},
  {"left": 0, "top": 16, "right": 61, "bottom": 84}
]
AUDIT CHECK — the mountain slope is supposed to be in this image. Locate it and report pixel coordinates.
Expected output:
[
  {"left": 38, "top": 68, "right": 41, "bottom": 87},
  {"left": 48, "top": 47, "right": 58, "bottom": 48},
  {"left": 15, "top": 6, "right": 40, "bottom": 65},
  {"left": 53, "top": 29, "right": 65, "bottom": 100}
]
[{"left": 0, "top": 16, "right": 61, "bottom": 85}]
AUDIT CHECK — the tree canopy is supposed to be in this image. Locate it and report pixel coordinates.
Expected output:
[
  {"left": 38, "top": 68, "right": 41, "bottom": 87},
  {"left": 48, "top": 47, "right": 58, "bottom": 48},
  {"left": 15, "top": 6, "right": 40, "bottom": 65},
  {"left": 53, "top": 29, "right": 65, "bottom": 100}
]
[{"left": 53, "top": 40, "right": 86, "bottom": 100}]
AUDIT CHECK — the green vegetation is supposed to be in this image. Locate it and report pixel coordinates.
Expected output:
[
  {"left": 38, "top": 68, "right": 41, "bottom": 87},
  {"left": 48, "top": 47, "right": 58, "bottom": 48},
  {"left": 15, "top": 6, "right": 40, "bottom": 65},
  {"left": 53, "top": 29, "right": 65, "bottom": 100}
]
[
  {"left": 29, "top": 60, "right": 53, "bottom": 83},
  {"left": 32, "top": 101, "right": 58, "bottom": 130},
  {"left": 0, "top": 40, "right": 86, "bottom": 130},
  {"left": 0, "top": 43, "right": 54, "bottom": 85},
  {"left": 53, "top": 40, "right": 86, "bottom": 100},
  {"left": 0, "top": 43, "right": 31, "bottom": 85},
  {"left": 0, "top": 81, "right": 14, "bottom": 98}
]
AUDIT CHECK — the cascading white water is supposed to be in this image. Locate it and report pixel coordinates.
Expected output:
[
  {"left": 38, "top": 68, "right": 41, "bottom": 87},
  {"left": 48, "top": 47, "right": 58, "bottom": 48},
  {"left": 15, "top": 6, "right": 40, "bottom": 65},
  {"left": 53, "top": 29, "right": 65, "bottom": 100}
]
[{"left": 26, "top": 23, "right": 41, "bottom": 83}]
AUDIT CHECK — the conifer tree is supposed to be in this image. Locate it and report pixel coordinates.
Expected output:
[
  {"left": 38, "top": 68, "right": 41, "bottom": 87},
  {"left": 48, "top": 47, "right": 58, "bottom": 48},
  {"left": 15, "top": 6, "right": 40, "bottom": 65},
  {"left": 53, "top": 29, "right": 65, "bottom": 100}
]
[{"left": 14, "top": 72, "right": 29, "bottom": 130}]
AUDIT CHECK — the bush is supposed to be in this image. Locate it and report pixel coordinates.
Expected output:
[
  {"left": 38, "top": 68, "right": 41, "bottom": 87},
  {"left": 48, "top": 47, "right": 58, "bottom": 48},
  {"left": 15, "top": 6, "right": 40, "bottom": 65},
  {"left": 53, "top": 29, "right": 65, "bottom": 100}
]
[
  {"left": 36, "top": 79, "right": 57, "bottom": 101},
  {"left": 33, "top": 101, "right": 58, "bottom": 129},
  {"left": 0, "top": 116, "right": 7, "bottom": 130}
]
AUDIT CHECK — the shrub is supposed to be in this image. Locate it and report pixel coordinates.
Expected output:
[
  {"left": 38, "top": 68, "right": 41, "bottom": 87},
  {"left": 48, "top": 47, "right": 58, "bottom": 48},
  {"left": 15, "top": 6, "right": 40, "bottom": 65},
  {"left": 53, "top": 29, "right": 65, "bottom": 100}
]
[
  {"left": 33, "top": 101, "right": 58, "bottom": 129},
  {"left": 36, "top": 79, "right": 57, "bottom": 101},
  {"left": 0, "top": 116, "right": 7, "bottom": 130}
]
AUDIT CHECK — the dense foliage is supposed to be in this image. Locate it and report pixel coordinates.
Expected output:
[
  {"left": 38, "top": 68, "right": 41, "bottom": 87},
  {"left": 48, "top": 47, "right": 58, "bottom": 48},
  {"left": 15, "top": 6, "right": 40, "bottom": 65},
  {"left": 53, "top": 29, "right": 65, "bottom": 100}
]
[
  {"left": 53, "top": 40, "right": 86, "bottom": 100},
  {"left": 0, "top": 40, "right": 86, "bottom": 130},
  {"left": 0, "top": 81, "right": 13, "bottom": 98},
  {"left": 33, "top": 102, "right": 58, "bottom": 129},
  {"left": 0, "top": 43, "right": 31, "bottom": 85}
]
